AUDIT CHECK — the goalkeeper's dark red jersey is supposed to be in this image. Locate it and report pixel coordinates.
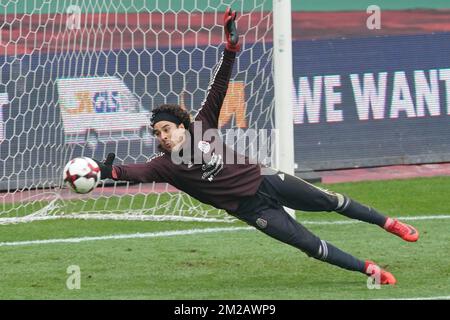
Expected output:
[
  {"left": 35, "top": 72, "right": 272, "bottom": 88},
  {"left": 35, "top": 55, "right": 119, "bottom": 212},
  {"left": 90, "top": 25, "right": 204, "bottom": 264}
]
[{"left": 113, "top": 49, "right": 263, "bottom": 212}]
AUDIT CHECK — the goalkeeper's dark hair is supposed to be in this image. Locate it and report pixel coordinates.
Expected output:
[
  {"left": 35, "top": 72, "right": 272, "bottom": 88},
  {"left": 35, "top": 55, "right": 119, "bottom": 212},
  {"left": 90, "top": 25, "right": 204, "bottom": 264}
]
[{"left": 150, "top": 104, "right": 191, "bottom": 130}]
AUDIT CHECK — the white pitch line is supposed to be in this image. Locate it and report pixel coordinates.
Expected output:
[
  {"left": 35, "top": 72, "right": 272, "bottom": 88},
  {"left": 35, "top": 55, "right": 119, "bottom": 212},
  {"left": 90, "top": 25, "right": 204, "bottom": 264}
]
[
  {"left": 0, "top": 214, "right": 449, "bottom": 248},
  {"left": 0, "top": 226, "right": 253, "bottom": 247},
  {"left": 383, "top": 295, "right": 450, "bottom": 300}
]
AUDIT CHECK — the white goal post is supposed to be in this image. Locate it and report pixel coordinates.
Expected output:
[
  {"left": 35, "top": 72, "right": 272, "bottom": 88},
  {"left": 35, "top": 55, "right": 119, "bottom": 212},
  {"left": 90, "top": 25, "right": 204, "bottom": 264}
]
[
  {"left": 0, "top": 0, "right": 294, "bottom": 224},
  {"left": 272, "top": 0, "right": 295, "bottom": 218}
]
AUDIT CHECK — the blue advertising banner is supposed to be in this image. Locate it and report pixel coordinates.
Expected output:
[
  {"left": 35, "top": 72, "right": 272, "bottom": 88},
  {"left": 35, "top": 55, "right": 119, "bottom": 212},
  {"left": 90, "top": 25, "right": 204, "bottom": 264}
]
[
  {"left": 1, "top": 33, "right": 450, "bottom": 190},
  {"left": 292, "top": 33, "right": 450, "bottom": 170}
]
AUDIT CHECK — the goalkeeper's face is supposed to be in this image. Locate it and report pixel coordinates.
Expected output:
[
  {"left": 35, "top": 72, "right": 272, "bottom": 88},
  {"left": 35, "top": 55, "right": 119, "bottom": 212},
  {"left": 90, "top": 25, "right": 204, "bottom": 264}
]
[{"left": 153, "top": 121, "right": 186, "bottom": 152}]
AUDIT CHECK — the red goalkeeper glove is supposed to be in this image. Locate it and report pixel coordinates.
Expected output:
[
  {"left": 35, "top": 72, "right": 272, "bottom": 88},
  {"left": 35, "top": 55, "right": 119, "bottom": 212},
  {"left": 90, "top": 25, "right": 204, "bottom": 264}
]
[{"left": 224, "top": 7, "right": 240, "bottom": 52}]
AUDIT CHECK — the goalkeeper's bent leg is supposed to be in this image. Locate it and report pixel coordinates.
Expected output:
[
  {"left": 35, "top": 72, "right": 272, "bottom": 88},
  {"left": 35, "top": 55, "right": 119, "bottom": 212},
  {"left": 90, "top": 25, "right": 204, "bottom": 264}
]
[
  {"left": 334, "top": 194, "right": 387, "bottom": 227},
  {"left": 262, "top": 172, "right": 387, "bottom": 227},
  {"left": 231, "top": 207, "right": 366, "bottom": 273}
]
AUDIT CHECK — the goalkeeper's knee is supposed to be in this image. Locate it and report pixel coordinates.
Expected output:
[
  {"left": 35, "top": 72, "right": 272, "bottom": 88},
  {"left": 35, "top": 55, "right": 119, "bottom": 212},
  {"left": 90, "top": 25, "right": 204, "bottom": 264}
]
[{"left": 334, "top": 193, "right": 348, "bottom": 211}]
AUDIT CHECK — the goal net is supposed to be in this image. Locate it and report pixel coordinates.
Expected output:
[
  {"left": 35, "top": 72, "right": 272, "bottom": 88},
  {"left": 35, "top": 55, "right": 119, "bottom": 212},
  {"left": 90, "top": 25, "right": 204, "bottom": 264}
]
[{"left": 0, "top": 0, "right": 276, "bottom": 224}]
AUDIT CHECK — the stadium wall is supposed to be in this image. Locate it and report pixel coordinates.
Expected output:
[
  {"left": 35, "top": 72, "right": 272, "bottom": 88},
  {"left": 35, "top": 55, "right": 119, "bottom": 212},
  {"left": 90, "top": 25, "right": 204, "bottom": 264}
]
[
  {"left": 1, "top": 3, "right": 450, "bottom": 190},
  {"left": 2, "top": 32, "right": 450, "bottom": 189},
  {"left": 4, "top": 0, "right": 449, "bottom": 14},
  {"left": 292, "top": 33, "right": 450, "bottom": 170}
]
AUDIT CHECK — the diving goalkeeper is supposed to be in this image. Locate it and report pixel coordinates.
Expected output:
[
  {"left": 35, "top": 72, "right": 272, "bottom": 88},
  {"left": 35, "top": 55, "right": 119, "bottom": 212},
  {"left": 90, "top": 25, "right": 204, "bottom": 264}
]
[{"left": 95, "top": 8, "right": 418, "bottom": 285}]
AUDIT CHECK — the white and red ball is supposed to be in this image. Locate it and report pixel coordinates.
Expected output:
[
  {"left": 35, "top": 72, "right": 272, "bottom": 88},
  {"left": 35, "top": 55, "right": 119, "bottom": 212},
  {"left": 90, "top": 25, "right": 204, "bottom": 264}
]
[{"left": 63, "top": 157, "right": 101, "bottom": 194}]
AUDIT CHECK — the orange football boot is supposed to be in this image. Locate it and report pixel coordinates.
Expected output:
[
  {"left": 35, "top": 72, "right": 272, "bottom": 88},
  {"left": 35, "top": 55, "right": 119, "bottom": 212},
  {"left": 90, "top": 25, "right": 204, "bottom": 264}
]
[
  {"left": 384, "top": 217, "right": 419, "bottom": 242},
  {"left": 365, "top": 260, "right": 397, "bottom": 285}
]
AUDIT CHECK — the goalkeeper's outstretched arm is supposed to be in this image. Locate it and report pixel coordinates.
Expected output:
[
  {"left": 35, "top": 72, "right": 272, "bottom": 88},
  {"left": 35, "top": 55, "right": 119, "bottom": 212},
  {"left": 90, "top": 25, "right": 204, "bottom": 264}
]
[
  {"left": 95, "top": 153, "right": 164, "bottom": 183},
  {"left": 194, "top": 7, "right": 240, "bottom": 129},
  {"left": 94, "top": 8, "right": 241, "bottom": 183}
]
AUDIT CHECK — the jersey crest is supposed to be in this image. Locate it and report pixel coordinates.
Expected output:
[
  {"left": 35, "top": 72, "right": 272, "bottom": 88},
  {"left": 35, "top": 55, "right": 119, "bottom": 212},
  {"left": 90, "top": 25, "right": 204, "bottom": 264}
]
[{"left": 198, "top": 140, "right": 211, "bottom": 154}]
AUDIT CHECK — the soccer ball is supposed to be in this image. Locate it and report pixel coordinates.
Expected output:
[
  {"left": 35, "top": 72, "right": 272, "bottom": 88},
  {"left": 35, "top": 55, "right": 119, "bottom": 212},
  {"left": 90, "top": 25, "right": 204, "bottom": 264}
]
[{"left": 63, "top": 157, "right": 101, "bottom": 194}]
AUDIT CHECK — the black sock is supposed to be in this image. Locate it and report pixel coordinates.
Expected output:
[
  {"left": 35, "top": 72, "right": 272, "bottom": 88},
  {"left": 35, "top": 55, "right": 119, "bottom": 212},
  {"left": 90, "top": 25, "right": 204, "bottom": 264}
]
[
  {"left": 336, "top": 196, "right": 387, "bottom": 227},
  {"left": 316, "top": 240, "right": 366, "bottom": 273}
]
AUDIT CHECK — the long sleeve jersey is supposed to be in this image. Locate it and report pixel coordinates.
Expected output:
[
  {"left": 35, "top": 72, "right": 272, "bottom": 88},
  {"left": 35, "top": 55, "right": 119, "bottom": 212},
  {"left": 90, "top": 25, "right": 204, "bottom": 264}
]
[{"left": 114, "top": 49, "right": 263, "bottom": 212}]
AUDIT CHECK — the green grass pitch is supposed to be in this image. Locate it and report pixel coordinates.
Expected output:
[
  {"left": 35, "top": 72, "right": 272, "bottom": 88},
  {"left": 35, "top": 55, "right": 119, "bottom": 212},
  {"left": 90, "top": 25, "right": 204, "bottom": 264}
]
[{"left": 0, "top": 176, "right": 449, "bottom": 299}]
